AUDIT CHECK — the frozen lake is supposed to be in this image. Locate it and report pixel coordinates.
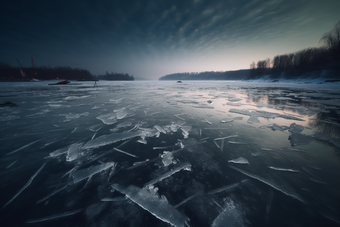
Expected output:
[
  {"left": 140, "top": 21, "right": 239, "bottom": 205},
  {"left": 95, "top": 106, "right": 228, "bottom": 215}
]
[{"left": 1, "top": 80, "right": 340, "bottom": 227}]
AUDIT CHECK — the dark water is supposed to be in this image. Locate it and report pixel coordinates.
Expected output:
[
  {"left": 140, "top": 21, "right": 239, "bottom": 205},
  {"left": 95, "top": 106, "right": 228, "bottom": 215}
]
[{"left": 0, "top": 81, "right": 340, "bottom": 227}]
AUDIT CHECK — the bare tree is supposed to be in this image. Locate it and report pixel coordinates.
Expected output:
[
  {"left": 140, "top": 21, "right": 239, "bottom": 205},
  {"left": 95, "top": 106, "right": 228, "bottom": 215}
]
[{"left": 320, "top": 20, "right": 340, "bottom": 60}]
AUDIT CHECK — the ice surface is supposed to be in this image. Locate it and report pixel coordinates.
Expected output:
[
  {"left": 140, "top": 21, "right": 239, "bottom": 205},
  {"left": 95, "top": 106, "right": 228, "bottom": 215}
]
[
  {"left": 320, "top": 212, "right": 340, "bottom": 224},
  {"left": 0, "top": 114, "right": 20, "bottom": 121},
  {"left": 3, "top": 163, "right": 46, "bottom": 208},
  {"left": 144, "top": 162, "right": 191, "bottom": 187},
  {"left": 71, "top": 162, "right": 115, "bottom": 184},
  {"left": 82, "top": 131, "right": 142, "bottom": 149},
  {"left": 26, "top": 209, "right": 82, "bottom": 223},
  {"left": 112, "top": 184, "right": 189, "bottom": 227},
  {"left": 228, "top": 157, "right": 249, "bottom": 164},
  {"left": 2, "top": 81, "right": 340, "bottom": 226},
  {"left": 211, "top": 197, "right": 246, "bottom": 227},
  {"left": 266, "top": 189, "right": 273, "bottom": 214},
  {"left": 229, "top": 165, "right": 305, "bottom": 203}
]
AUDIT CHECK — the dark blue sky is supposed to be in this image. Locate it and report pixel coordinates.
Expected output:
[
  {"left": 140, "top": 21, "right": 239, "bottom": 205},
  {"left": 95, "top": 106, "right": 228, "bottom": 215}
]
[{"left": 1, "top": 0, "right": 339, "bottom": 79}]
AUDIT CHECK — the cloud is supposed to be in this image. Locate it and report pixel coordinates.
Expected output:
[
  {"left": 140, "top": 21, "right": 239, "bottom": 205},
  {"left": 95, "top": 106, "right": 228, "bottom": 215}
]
[{"left": 1, "top": 0, "right": 339, "bottom": 78}]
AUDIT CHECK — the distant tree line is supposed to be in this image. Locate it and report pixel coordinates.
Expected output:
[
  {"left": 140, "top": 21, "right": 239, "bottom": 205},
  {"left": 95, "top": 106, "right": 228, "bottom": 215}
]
[
  {"left": 0, "top": 63, "right": 94, "bottom": 81},
  {"left": 159, "top": 70, "right": 249, "bottom": 80},
  {"left": 249, "top": 20, "right": 340, "bottom": 79},
  {"left": 95, "top": 72, "right": 134, "bottom": 81}
]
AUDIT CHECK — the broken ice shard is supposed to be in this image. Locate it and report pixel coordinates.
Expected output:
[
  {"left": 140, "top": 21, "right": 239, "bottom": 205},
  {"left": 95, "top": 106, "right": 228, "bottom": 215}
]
[
  {"left": 113, "top": 147, "right": 138, "bottom": 158},
  {"left": 214, "top": 135, "right": 238, "bottom": 141},
  {"left": 229, "top": 165, "right": 305, "bottom": 203},
  {"left": 96, "top": 113, "right": 117, "bottom": 125},
  {"left": 174, "top": 192, "right": 201, "bottom": 208},
  {"left": 211, "top": 197, "right": 246, "bottom": 227},
  {"left": 203, "top": 118, "right": 212, "bottom": 125},
  {"left": 26, "top": 209, "right": 82, "bottom": 224},
  {"left": 3, "top": 163, "right": 46, "bottom": 208},
  {"left": 101, "top": 196, "right": 127, "bottom": 202},
  {"left": 268, "top": 166, "right": 299, "bottom": 173},
  {"left": 228, "top": 141, "right": 247, "bottom": 144},
  {"left": 66, "top": 142, "right": 83, "bottom": 162},
  {"left": 111, "top": 184, "right": 189, "bottom": 227},
  {"left": 71, "top": 162, "right": 115, "bottom": 184},
  {"left": 6, "top": 160, "right": 18, "bottom": 169},
  {"left": 144, "top": 162, "right": 191, "bottom": 188},
  {"left": 161, "top": 151, "right": 174, "bottom": 167},
  {"left": 36, "top": 184, "right": 68, "bottom": 204},
  {"left": 116, "top": 109, "right": 127, "bottom": 120},
  {"left": 228, "top": 157, "right": 249, "bottom": 164},
  {"left": 137, "top": 139, "right": 147, "bottom": 144},
  {"left": 208, "top": 179, "right": 247, "bottom": 195},
  {"left": 154, "top": 125, "right": 166, "bottom": 134},
  {"left": 7, "top": 139, "right": 41, "bottom": 155},
  {"left": 82, "top": 131, "right": 142, "bottom": 149}
]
